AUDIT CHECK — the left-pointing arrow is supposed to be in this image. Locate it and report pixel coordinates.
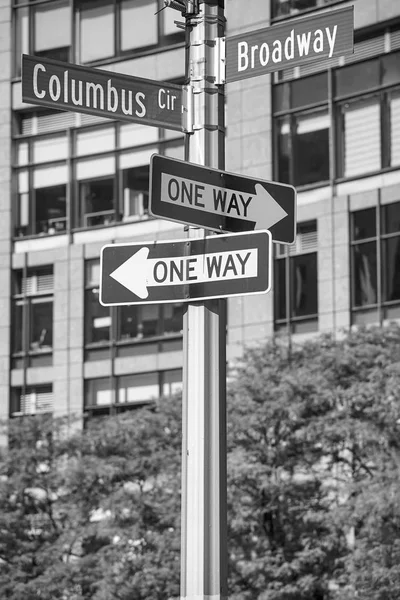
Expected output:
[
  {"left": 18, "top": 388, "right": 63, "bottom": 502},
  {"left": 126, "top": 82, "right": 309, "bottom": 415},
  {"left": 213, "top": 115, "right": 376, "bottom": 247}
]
[{"left": 110, "top": 247, "right": 150, "bottom": 299}]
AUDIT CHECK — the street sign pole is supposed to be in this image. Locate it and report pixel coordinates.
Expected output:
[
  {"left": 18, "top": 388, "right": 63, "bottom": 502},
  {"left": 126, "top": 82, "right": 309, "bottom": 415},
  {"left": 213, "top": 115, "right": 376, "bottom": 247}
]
[{"left": 181, "top": 1, "right": 228, "bottom": 599}]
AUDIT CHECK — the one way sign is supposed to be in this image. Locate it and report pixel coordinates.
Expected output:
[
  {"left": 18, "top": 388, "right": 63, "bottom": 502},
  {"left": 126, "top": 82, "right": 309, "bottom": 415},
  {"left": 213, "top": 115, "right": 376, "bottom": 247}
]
[
  {"left": 100, "top": 230, "right": 271, "bottom": 305},
  {"left": 150, "top": 154, "right": 296, "bottom": 244}
]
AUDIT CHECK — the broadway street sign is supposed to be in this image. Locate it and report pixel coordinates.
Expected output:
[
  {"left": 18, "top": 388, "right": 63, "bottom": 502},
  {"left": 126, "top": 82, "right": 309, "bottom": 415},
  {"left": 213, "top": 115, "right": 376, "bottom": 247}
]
[
  {"left": 149, "top": 154, "right": 296, "bottom": 244},
  {"left": 22, "top": 54, "right": 186, "bottom": 131},
  {"left": 225, "top": 5, "right": 354, "bottom": 82},
  {"left": 100, "top": 230, "right": 271, "bottom": 306}
]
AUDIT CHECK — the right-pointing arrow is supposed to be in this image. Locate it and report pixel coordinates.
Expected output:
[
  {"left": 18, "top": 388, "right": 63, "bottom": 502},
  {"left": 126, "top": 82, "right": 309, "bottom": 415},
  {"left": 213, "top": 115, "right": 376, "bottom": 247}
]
[{"left": 252, "top": 183, "right": 288, "bottom": 230}]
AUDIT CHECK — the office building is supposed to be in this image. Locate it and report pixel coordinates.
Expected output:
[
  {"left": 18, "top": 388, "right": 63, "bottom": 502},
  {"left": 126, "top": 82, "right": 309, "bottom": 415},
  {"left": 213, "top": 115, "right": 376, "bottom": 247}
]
[{"left": 0, "top": 0, "right": 399, "bottom": 423}]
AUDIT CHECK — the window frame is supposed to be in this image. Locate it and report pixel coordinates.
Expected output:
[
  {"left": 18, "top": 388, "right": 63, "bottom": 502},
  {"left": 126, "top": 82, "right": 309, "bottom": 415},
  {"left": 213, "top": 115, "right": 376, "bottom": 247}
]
[
  {"left": 12, "top": 0, "right": 185, "bottom": 78},
  {"left": 13, "top": 115, "right": 184, "bottom": 239},
  {"left": 84, "top": 368, "right": 182, "bottom": 418},
  {"left": 11, "top": 266, "right": 54, "bottom": 369},
  {"left": 350, "top": 201, "right": 400, "bottom": 325},
  {"left": 274, "top": 221, "right": 319, "bottom": 334}
]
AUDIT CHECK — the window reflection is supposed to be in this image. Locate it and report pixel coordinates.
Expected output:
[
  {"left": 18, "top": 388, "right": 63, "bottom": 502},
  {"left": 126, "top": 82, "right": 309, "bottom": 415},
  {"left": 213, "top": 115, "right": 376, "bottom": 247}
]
[{"left": 79, "top": 0, "right": 114, "bottom": 63}]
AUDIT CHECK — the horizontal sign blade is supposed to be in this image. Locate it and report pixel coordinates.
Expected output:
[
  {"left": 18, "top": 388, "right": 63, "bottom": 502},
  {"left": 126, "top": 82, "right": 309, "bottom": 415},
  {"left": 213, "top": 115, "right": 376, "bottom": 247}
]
[
  {"left": 150, "top": 154, "right": 296, "bottom": 244},
  {"left": 22, "top": 54, "right": 184, "bottom": 131},
  {"left": 226, "top": 5, "right": 354, "bottom": 82},
  {"left": 100, "top": 230, "right": 271, "bottom": 305}
]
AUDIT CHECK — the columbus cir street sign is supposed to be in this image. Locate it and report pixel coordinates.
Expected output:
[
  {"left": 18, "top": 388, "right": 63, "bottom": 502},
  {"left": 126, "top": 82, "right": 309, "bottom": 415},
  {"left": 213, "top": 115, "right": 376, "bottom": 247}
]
[
  {"left": 149, "top": 154, "right": 296, "bottom": 244},
  {"left": 225, "top": 5, "right": 354, "bottom": 82},
  {"left": 100, "top": 230, "right": 271, "bottom": 306},
  {"left": 22, "top": 54, "right": 186, "bottom": 131}
]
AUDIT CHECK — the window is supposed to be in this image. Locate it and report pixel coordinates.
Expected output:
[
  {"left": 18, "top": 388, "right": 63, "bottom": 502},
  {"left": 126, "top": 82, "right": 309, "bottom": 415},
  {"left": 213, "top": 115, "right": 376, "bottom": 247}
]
[
  {"left": 12, "top": 267, "right": 54, "bottom": 368},
  {"left": 274, "top": 73, "right": 329, "bottom": 187},
  {"left": 13, "top": 0, "right": 184, "bottom": 77},
  {"left": 274, "top": 221, "right": 318, "bottom": 333},
  {"left": 14, "top": 114, "right": 184, "bottom": 237},
  {"left": 79, "top": 177, "right": 116, "bottom": 227},
  {"left": 273, "top": 50, "right": 400, "bottom": 185},
  {"left": 84, "top": 369, "right": 182, "bottom": 418},
  {"left": 85, "top": 259, "right": 110, "bottom": 345},
  {"left": 271, "top": 0, "right": 339, "bottom": 19},
  {"left": 350, "top": 201, "right": 400, "bottom": 324},
  {"left": 15, "top": 133, "right": 68, "bottom": 238},
  {"left": 14, "top": 0, "right": 71, "bottom": 76},
  {"left": 335, "top": 53, "right": 400, "bottom": 179},
  {"left": 10, "top": 385, "right": 53, "bottom": 417},
  {"left": 85, "top": 259, "right": 184, "bottom": 357}
]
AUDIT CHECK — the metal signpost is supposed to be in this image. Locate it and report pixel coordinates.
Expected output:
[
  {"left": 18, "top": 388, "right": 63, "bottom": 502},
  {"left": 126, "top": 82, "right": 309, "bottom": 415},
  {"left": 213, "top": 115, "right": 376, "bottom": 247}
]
[
  {"left": 22, "top": 54, "right": 190, "bottom": 131},
  {"left": 150, "top": 153, "right": 297, "bottom": 243},
  {"left": 21, "top": 2, "right": 355, "bottom": 598},
  {"left": 225, "top": 5, "right": 354, "bottom": 82},
  {"left": 100, "top": 230, "right": 271, "bottom": 305}
]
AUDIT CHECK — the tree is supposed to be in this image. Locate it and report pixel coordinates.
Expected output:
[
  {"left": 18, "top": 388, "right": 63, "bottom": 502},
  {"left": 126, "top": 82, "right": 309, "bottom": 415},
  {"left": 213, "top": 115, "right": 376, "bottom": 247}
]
[
  {"left": 0, "top": 396, "right": 182, "bottom": 600},
  {"left": 3, "top": 324, "right": 400, "bottom": 599},
  {"left": 227, "top": 324, "right": 400, "bottom": 600}
]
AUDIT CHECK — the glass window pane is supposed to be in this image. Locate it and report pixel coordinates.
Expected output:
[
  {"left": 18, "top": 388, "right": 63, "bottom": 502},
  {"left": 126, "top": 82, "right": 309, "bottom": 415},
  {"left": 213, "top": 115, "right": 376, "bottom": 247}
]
[
  {"left": 274, "top": 258, "right": 287, "bottom": 321},
  {"left": 342, "top": 99, "right": 381, "bottom": 177},
  {"left": 85, "top": 259, "right": 101, "bottom": 287},
  {"left": 383, "top": 236, "right": 400, "bottom": 302},
  {"left": 352, "top": 207, "right": 376, "bottom": 241},
  {"left": 119, "top": 123, "right": 158, "bottom": 148},
  {"left": 80, "top": 177, "right": 115, "bottom": 227},
  {"left": 162, "top": 369, "right": 183, "bottom": 397},
  {"left": 76, "top": 127, "right": 115, "bottom": 156},
  {"left": 35, "top": 185, "right": 67, "bottom": 235},
  {"left": 118, "top": 372, "right": 159, "bottom": 404},
  {"left": 33, "top": 165, "right": 68, "bottom": 188},
  {"left": 273, "top": 83, "right": 290, "bottom": 113},
  {"left": 352, "top": 242, "right": 377, "bottom": 307},
  {"left": 277, "top": 117, "right": 290, "bottom": 184},
  {"left": 120, "top": 0, "right": 157, "bottom": 52},
  {"left": 163, "top": 303, "right": 184, "bottom": 334},
  {"left": 292, "top": 253, "right": 318, "bottom": 317},
  {"left": 335, "top": 59, "right": 380, "bottom": 98},
  {"left": 85, "top": 289, "right": 110, "bottom": 343},
  {"left": 382, "top": 52, "right": 400, "bottom": 87},
  {"left": 122, "top": 165, "right": 149, "bottom": 220},
  {"left": 85, "top": 378, "right": 113, "bottom": 407},
  {"left": 14, "top": 7, "right": 29, "bottom": 76},
  {"left": 382, "top": 202, "right": 400, "bottom": 235},
  {"left": 163, "top": 5, "right": 179, "bottom": 36},
  {"left": 18, "top": 142, "right": 29, "bottom": 166},
  {"left": 80, "top": 0, "right": 114, "bottom": 63},
  {"left": 34, "top": 1, "right": 71, "bottom": 53},
  {"left": 291, "top": 73, "right": 328, "bottom": 109},
  {"left": 30, "top": 300, "right": 53, "bottom": 350},
  {"left": 294, "top": 111, "right": 329, "bottom": 186},
  {"left": 12, "top": 301, "right": 24, "bottom": 354},
  {"left": 119, "top": 305, "right": 144, "bottom": 340},
  {"left": 33, "top": 135, "right": 68, "bottom": 164},
  {"left": 390, "top": 91, "right": 400, "bottom": 167}
]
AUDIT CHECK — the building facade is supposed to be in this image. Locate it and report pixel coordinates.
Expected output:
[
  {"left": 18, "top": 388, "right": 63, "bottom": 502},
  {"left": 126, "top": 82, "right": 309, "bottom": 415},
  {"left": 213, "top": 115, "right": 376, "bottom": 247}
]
[{"left": 0, "top": 0, "right": 399, "bottom": 423}]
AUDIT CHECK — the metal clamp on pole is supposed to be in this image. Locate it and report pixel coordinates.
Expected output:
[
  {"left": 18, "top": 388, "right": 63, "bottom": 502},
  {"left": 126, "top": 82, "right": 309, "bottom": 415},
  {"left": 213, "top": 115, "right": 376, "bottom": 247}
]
[{"left": 182, "top": 85, "right": 194, "bottom": 133}]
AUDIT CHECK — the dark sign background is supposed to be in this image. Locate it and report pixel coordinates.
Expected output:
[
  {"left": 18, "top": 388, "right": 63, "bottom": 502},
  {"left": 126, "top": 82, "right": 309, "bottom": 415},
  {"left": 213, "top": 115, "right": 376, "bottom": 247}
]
[
  {"left": 150, "top": 154, "right": 296, "bottom": 244},
  {"left": 22, "top": 54, "right": 184, "bottom": 131},
  {"left": 100, "top": 231, "right": 271, "bottom": 306},
  {"left": 226, "top": 6, "right": 354, "bottom": 82}
]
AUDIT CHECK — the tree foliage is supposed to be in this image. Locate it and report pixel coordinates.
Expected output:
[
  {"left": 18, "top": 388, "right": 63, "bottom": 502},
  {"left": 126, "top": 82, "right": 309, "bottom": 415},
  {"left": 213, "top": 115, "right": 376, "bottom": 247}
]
[
  {"left": 227, "top": 324, "right": 400, "bottom": 599},
  {"left": 2, "top": 324, "right": 400, "bottom": 599},
  {"left": 0, "top": 398, "right": 182, "bottom": 600}
]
